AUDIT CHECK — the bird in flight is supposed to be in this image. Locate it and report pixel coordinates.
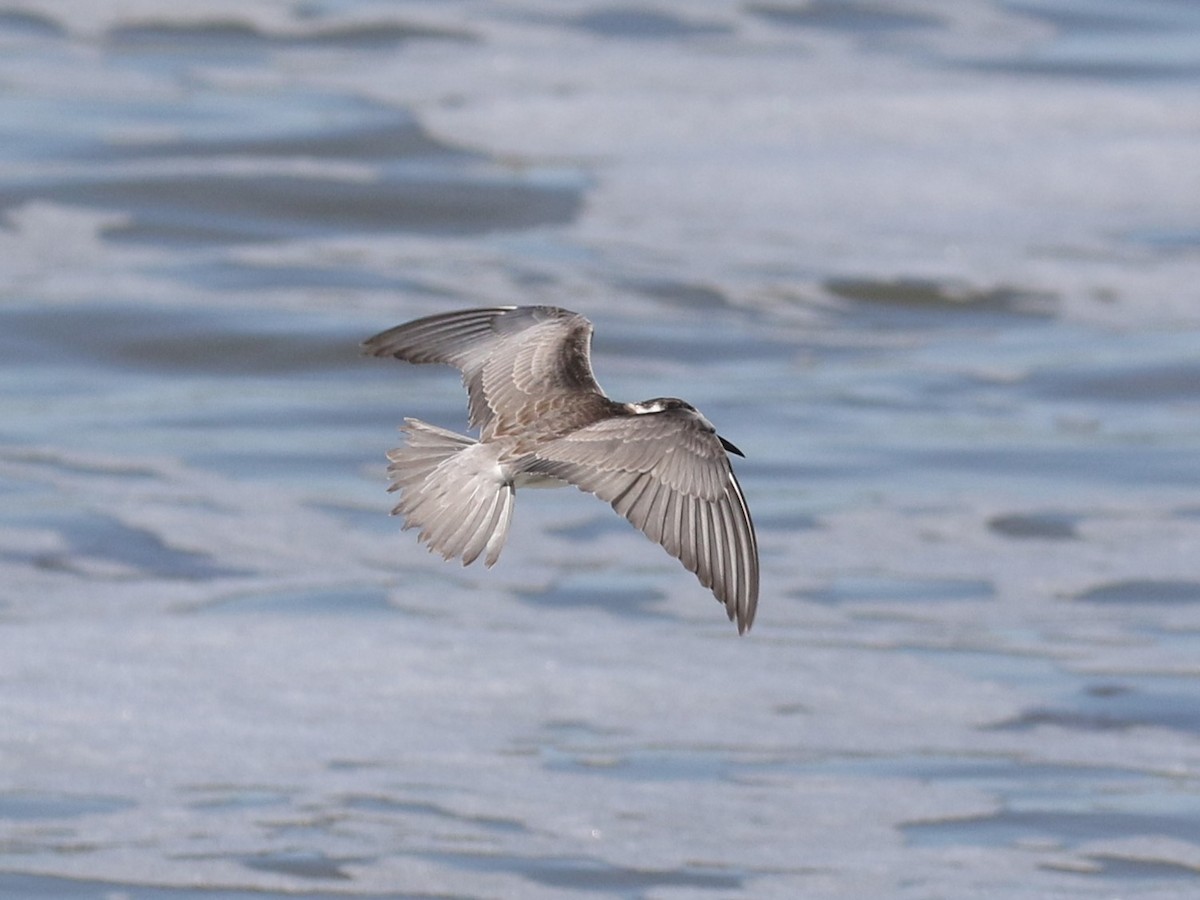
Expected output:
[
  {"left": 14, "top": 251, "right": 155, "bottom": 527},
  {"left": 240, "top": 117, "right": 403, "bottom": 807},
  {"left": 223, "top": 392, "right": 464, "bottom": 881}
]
[{"left": 363, "top": 306, "right": 759, "bottom": 632}]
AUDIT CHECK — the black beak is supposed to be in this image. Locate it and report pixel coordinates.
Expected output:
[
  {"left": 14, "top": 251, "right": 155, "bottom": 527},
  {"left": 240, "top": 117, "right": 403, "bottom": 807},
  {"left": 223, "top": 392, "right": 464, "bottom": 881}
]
[{"left": 719, "top": 435, "right": 745, "bottom": 457}]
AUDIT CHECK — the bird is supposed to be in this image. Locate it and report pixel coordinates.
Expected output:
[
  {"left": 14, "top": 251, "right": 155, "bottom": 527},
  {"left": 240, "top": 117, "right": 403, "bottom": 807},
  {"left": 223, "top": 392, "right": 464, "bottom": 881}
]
[{"left": 363, "top": 305, "right": 759, "bottom": 633}]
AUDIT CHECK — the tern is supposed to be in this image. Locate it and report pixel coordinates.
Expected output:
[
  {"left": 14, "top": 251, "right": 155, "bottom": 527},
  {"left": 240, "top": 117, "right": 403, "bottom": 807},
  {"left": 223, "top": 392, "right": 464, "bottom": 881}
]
[{"left": 363, "top": 306, "right": 759, "bottom": 632}]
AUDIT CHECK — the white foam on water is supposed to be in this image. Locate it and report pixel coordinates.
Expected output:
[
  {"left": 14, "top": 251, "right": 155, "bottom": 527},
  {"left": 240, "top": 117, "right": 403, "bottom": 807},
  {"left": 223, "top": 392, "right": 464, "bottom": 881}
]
[
  {"left": 6, "top": 0, "right": 1196, "bottom": 325},
  {"left": 2, "top": 1, "right": 1200, "bottom": 896},
  {"left": 5, "top": 441, "right": 1200, "bottom": 894},
  {"left": 286, "top": 1, "right": 1200, "bottom": 325}
]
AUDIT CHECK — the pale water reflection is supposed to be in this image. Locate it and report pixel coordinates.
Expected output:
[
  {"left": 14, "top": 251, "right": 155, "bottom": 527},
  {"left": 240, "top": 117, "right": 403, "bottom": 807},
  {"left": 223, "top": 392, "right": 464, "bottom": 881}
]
[{"left": 1, "top": 1, "right": 1199, "bottom": 898}]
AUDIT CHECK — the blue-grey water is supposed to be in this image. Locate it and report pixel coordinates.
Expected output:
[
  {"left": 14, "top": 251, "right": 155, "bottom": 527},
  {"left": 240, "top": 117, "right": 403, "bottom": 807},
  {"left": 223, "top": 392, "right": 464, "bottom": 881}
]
[{"left": 2, "top": 1, "right": 1200, "bottom": 898}]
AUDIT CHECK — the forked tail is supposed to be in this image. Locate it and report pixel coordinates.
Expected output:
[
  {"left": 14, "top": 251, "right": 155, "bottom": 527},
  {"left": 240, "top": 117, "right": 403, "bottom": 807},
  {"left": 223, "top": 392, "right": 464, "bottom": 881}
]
[{"left": 386, "top": 419, "right": 514, "bottom": 566}]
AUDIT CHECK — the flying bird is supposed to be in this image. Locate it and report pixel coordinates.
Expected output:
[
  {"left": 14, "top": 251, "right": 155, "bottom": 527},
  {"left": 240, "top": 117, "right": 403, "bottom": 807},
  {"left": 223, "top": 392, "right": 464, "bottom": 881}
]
[{"left": 363, "top": 306, "right": 759, "bottom": 632}]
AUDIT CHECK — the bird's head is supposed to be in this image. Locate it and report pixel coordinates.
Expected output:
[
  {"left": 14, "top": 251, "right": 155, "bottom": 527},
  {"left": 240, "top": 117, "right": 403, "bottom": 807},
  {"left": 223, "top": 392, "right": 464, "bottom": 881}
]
[{"left": 627, "top": 398, "right": 745, "bottom": 457}]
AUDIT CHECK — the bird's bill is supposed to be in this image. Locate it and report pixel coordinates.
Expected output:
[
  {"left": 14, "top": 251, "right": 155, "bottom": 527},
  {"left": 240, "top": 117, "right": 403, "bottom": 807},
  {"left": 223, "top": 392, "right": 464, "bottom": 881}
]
[{"left": 719, "top": 435, "right": 745, "bottom": 457}]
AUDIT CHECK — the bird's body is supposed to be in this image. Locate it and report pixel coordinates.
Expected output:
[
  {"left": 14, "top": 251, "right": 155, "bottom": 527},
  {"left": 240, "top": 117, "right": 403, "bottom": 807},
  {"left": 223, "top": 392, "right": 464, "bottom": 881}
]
[{"left": 363, "top": 306, "right": 759, "bottom": 632}]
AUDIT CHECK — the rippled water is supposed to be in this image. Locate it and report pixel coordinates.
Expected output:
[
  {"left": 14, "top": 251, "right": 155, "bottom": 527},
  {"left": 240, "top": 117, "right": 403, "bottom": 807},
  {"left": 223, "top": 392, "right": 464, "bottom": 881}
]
[{"left": 2, "top": 1, "right": 1200, "bottom": 898}]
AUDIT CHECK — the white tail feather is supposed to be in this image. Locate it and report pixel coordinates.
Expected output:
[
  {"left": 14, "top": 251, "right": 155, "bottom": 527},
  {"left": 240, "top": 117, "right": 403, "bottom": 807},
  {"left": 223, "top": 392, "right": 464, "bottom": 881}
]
[{"left": 386, "top": 418, "right": 514, "bottom": 566}]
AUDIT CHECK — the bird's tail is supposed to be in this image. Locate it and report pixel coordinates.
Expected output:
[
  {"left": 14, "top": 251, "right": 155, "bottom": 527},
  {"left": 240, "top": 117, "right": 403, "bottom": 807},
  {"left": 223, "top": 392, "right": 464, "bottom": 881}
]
[{"left": 385, "top": 418, "right": 515, "bottom": 567}]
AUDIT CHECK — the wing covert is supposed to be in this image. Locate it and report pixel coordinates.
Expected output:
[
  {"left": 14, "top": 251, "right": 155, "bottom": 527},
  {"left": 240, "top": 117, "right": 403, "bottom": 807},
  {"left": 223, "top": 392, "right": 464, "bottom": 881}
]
[{"left": 363, "top": 306, "right": 605, "bottom": 432}]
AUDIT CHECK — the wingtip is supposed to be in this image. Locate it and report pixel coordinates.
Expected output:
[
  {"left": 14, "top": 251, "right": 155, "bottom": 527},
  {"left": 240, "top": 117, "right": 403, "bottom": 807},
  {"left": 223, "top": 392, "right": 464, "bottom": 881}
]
[
  {"left": 737, "top": 609, "right": 755, "bottom": 635},
  {"left": 720, "top": 591, "right": 755, "bottom": 635},
  {"left": 360, "top": 331, "right": 396, "bottom": 358},
  {"left": 734, "top": 602, "right": 755, "bottom": 635}
]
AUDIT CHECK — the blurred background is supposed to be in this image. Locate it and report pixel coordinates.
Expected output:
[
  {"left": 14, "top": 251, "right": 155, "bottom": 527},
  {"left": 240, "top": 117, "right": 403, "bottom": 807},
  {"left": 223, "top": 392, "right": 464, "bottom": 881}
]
[{"left": 2, "top": 1, "right": 1200, "bottom": 897}]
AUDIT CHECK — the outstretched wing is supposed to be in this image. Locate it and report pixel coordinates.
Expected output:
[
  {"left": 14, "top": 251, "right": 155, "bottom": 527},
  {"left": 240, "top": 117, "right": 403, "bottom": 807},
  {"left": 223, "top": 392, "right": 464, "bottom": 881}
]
[
  {"left": 526, "top": 407, "right": 759, "bottom": 633},
  {"left": 363, "top": 306, "right": 605, "bottom": 433}
]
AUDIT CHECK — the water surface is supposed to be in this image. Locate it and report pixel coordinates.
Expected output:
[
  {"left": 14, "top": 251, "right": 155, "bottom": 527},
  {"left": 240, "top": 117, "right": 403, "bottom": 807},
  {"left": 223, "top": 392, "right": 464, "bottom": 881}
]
[{"left": 1, "top": 1, "right": 1199, "bottom": 897}]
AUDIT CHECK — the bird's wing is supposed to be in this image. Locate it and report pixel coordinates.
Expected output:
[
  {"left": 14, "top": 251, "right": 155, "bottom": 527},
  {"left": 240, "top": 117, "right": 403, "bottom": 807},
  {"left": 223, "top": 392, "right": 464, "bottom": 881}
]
[
  {"left": 527, "top": 407, "right": 759, "bottom": 632},
  {"left": 363, "top": 306, "right": 604, "bottom": 431}
]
